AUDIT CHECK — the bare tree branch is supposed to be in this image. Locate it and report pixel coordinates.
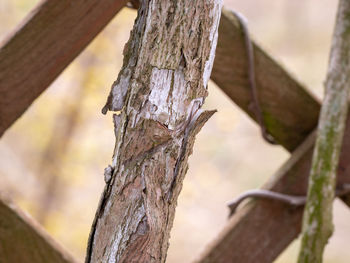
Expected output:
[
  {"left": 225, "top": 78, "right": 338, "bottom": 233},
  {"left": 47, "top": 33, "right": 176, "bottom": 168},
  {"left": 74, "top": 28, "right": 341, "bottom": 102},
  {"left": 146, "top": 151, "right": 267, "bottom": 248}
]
[{"left": 298, "top": 0, "right": 350, "bottom": 261}]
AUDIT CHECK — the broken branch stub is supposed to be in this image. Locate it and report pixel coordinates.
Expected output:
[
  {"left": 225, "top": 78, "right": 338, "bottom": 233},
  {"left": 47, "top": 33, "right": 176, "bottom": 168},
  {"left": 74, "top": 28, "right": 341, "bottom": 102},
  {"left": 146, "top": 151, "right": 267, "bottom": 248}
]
[{"left": 86, "top": 1, "right": 223, "bottom": 262}]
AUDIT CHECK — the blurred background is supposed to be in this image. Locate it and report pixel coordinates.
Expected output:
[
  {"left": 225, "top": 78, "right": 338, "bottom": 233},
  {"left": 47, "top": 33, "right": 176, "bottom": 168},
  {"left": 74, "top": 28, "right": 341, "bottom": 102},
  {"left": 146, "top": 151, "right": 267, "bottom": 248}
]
[{"left": 0, "top": 0, "right": 349, "bottom": 262}]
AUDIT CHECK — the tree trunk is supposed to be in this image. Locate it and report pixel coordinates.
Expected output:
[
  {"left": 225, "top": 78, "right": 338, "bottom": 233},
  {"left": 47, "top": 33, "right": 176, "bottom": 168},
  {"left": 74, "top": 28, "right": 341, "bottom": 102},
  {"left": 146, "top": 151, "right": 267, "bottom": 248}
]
[
  {"left": 85, "top": 0, "right": 222, "bottom": 262},
  {"left": 298, "top": 0, "right": 350, "bottom": 262}
]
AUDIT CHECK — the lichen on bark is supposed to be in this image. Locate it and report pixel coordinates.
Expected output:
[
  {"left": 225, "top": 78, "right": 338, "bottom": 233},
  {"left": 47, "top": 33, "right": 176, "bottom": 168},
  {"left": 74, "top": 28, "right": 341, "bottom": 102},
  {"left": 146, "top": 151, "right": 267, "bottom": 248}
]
[
  {"left": 85, "top": 1, "right": 223, "bottom": 262},
  {"left": 298, "top": 0, "right": 350, "bottom": 262}
]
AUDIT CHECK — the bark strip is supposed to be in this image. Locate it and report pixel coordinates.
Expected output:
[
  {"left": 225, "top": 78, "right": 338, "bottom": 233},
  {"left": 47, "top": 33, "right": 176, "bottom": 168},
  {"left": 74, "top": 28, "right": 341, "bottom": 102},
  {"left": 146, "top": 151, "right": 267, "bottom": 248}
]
[
  {"left": 298, "top": 1, "right": 350, "bottom": 261},
  {"left": 86, "top": 1, "right": 222, "bottom": 262}
]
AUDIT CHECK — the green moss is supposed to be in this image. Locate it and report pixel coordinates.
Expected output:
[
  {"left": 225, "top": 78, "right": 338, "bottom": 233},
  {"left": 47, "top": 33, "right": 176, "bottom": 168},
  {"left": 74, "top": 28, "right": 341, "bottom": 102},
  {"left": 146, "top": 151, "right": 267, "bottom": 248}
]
[
  {"left": 262, "top": 111, "right": 284, "bottom": 141},
  {"left": 298, "top": 114, "right": 340, "bottom": 262},
  {"left": 343, "top": 8, "right": 350, "bottom": 37}
]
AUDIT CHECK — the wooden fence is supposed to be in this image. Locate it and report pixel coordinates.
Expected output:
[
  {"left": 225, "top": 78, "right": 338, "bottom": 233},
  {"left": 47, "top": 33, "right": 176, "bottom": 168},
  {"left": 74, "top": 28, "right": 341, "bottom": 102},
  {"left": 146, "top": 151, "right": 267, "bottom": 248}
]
[{"left": 1, "top": 1, "right": 349, "bottom": 263}]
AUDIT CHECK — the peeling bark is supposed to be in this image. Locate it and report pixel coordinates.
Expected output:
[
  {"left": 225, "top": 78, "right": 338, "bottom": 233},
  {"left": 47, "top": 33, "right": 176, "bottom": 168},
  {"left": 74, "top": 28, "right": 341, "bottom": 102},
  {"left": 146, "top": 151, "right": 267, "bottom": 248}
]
[
  {"left": 298, "top": 1, "right": 350, "bottom": 262},
  {"left": 85, "top": 1, "right": 222, "bottom": 262}
]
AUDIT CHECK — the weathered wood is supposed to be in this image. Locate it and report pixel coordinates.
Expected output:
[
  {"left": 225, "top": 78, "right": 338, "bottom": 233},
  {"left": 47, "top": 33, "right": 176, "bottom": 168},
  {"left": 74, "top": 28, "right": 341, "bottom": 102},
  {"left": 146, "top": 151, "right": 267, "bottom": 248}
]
[
  {"left": 85, "top": 1, "right": 223, "bottom": 262},
  {"left": 298, "top": 1, "right": 350, "bottom": 261},
  {"left": 0, "top": 0, "right": 128, "bottom": 137},
  {"left": 212, "top": 8, "right": 321, "bottom": 151},
  {"left": 0, "top": 194, "right": 77, "bottom": 263}
]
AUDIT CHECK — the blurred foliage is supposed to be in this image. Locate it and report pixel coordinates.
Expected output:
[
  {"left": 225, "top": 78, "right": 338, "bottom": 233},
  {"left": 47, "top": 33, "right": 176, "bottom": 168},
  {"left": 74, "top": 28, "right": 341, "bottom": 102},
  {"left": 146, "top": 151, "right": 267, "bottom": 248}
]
[{"left": 0, "top": 1, "right": 349, "bottom": 263}]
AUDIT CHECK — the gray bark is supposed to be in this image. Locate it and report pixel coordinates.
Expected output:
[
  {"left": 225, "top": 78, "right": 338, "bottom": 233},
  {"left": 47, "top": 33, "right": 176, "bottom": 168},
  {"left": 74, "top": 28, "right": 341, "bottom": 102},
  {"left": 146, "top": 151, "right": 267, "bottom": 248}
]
[
  {"left": 85, "top": 0, "right": 222, "bottom": 262},
  {"left": 298, "top": 0, "right": 350, "bottom": 262}
]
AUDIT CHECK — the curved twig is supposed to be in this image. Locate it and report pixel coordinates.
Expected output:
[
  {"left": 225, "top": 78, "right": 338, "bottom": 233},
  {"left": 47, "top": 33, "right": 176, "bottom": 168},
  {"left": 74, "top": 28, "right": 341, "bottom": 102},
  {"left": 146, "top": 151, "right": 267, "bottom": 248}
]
[
  {"left": 230, "top": 10, "right": 277, "bottom": 144},
  {"left": 227, "top": 184, "right": 350, "bottom": 217}
]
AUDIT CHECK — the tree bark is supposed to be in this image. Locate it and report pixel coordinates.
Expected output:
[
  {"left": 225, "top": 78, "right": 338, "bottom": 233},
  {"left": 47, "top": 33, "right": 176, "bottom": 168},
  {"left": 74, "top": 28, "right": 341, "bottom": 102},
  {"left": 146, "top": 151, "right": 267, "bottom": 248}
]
[
  {"left": 298, "top": 0, "right": 350, "bottom": 262},
  {"left": 85, "top": 1, "right": 223, "bottom": 262}
]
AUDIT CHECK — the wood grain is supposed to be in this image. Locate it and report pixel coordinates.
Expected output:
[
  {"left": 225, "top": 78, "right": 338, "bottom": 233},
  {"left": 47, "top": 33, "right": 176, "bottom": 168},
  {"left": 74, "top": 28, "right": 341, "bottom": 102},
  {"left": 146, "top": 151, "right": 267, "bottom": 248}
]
[
  {"left": 0, "top": 194, "right": 77, "bottom": 263},
  {"left": 0, "top": 0, "right": 128, "bottom": 137}
]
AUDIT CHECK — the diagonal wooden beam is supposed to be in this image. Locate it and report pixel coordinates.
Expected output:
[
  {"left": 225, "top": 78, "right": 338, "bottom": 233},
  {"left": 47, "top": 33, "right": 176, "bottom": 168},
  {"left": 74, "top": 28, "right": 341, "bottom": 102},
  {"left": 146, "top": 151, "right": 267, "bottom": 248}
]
[
  {"left": 195, "top": 132, "right": 314, "bottom": 263},
  {"left": 0, "top": 194, "right": 77, "bottom": 263},
  {"left": 0, "top": 0, "right": 128, "bottom": 137},
  {"left": 0, "top": 3, "right": 321, "bottom": 145},
  {"left": 194, "top": 118, "right": 350, "bottom": 263},
  {"left": 196, "top": 123, "right": 350, "bottom": 263},
  {"left": 212, "top": 8, "right": 320, "bottom": 151},
  {"left": 0, "top": 1, "right": 129, "bottom": 261},
  {"left": 194, "top": 8, "right": 350, "bottom": 263}
]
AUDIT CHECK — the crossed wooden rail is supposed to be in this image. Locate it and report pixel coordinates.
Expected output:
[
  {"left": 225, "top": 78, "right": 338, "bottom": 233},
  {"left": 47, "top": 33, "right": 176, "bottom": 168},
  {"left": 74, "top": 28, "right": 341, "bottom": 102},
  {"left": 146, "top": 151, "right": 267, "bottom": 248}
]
[{"left": 1, "top": 2, "right": 348, "bottom": 263}]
